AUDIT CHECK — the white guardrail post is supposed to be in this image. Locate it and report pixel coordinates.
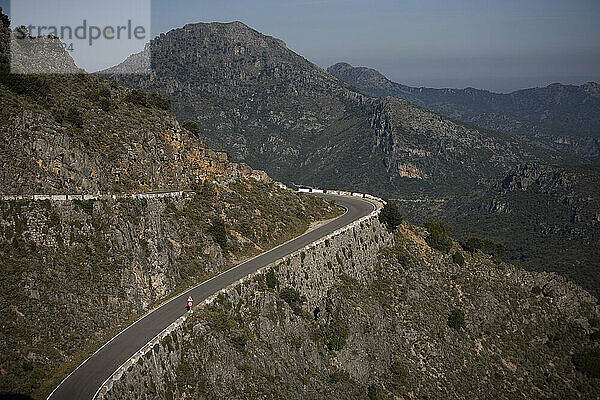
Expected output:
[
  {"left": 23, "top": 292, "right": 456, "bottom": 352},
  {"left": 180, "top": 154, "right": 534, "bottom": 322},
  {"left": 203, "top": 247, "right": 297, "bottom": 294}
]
[{"left": 39, "top": 186, "right": 386, "bottom": 399}]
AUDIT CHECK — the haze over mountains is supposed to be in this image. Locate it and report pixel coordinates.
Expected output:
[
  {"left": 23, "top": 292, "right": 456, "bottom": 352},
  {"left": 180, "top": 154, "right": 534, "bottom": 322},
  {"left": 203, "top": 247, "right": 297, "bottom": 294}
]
[
  {"left": 328, "top": 62, "right": 600, "bottom": 160},
  {"left": 102, "top": 21, "right": 567, "bottom": 196},
  {"left": 102, "top": 20, "right": 600, "bottom": 297},
  {"left": 2, "top": 6, "right": 600, "bottom": 398}
]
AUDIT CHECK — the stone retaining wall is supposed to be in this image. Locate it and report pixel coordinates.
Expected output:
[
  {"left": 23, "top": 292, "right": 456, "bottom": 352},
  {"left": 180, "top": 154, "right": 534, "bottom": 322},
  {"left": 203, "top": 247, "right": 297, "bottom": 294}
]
[{"left": 95, "top": 191, "right": 390, "bottom": 399}]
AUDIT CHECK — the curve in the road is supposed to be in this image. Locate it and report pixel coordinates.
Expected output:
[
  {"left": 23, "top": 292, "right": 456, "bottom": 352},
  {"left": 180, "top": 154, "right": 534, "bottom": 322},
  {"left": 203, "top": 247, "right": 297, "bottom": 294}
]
[{"left": 47, "top": 194, "right": 377, "bottom": 400}]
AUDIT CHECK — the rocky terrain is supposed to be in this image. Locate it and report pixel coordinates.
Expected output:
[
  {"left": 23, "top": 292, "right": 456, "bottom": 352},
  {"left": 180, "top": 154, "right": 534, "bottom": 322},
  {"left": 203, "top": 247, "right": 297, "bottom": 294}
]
[
  {"left": 101, "top": 20, "right": 600, "bottom": 302},
  {"left": 2, "top": 9, "right": 599, "bottom": 399},
  {"left": 328, "top": 62, "right": 600, "bottom": 159},
  {"left": 102, "top": 215, "right": 600, "bottom": 400},
  {"left": 396, "top": 163, "right": 600, "bottom": 298},
  {"left": 102, "top": 21, "right": 565, "bottom": 198},
  {"left": 0, "top": 12, "right": 340, "bottom": 398},
  {"left": 0, "top": 181, "right": 339, "bottom": 398}
]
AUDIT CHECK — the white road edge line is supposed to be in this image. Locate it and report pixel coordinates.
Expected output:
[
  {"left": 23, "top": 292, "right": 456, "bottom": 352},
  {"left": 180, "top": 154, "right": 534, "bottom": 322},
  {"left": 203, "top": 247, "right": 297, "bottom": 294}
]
[
  {"left": 90, "top": 199, "right": 358, "bottom": 399},
  {"left": 48, "top": 193, "right": 372, "bottom": 400}
]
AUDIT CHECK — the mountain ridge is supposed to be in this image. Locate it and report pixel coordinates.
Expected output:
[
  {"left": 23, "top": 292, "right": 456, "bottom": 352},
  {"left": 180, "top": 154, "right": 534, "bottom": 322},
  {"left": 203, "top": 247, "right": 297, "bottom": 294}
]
[
  {"left": 102, "top": 21, "right": 566, "bottom": 197},
  {"left": 328, "top": 62, "right": 600, "bottom": 159},
  {"left": 0, "top": 13, "right": 341, "bottom": 397}
]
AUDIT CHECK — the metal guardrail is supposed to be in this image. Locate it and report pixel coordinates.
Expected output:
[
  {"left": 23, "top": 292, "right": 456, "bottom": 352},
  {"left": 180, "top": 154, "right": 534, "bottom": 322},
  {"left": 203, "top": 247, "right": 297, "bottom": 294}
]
[
  {"left": 0, "top": 191, "right": 190, "bottom": 202},
  {"left": 93, "top": 189, "right": 385, "bottom": 399}
]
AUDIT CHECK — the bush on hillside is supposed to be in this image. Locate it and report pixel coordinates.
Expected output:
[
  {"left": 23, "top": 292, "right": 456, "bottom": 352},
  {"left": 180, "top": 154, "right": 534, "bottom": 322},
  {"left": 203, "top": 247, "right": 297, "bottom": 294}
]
[
  {"left": 266, "top": 268, "right": 278, "bottom": 289},
  {"left": 452, "top": 251, "right": 465, "bottom": 266},
  {"left": 1, "top": 8, "right": 9, "bottom": 29},
  {"left": 65, "top": 107, "right": 83, "bottom": 128},
  {"left": 460, "top": 233, "right": 505, "bottom": 256},
  {"left": 279, "top": 287, "right": 305, "bottom": 315},
  {"left": 208, "top": 217, "right": 227, "bottom": 249},
  {"left": 99, "top": 97, "right": 111, "bottom": 112},
  {"left": 378, "top": 202, "right": 403, "bottom": 231},
  {"left": 448, "top": 308, "right": 465, "bottom": 330},
  {"left": 425, "top": 220, "right": 452, "bottom": 253},
  {"left": 572, "top": 348, "right": 600, "bottom": 378},
  {"left": 124, "top": 88, "right": 147, "bottom": 106},
  {"left": 182, "top": 119, "right": 200, "bottom": 135},
  {"left": 98, "top": 85, "right": 112, "bottom": 99},
  {"left": 324, "top": 318, "right": 348, "bottom": 351},
  {"left": 148, "top": 90, "right": 171, "bottom": 111},
  {"left": 0, "top": 73, "right": 52, "bottom": 101}
]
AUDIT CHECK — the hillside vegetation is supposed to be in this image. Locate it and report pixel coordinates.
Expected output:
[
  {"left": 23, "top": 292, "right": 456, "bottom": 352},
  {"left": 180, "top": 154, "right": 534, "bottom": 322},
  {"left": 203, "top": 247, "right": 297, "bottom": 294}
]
[
  {"left": 0, "top": 12, "right": 341, "bottom": 397},
  {"left": 329, "top": 62, "right": 600, "bottom": 159},
  {"left": 103, "top": 218, "right": 600, "bottom": 399},
  {"left": 102, "top": 20, "right": 599, "bottom": 300},
  {"left": 102, "top": 21, "right": 565, "bottom": 198}
]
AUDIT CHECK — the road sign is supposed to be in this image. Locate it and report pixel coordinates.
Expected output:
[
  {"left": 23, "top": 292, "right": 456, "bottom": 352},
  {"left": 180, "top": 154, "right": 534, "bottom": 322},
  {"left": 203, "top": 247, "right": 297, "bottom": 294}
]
[
  {"left": 187, "top": 296, "right": 193, "bottom": 308},
  {"left": 194, "top": 175, "right": 200, "bottom": 184}
]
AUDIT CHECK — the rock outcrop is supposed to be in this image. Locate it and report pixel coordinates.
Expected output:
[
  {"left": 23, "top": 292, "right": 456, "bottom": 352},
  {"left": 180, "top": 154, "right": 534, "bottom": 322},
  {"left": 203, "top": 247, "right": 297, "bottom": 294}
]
[
  {"left": 0, "top": 11, "right": 340, "bottom": 397},
  {"left": 101, "top": 218, "right": 600, "bottom": 400},
  {"left": 103, "top": 21, "right": 566, "bottom": 199},
  {"left": 329, "top": 62, "right": 600, "bottom": 159}
]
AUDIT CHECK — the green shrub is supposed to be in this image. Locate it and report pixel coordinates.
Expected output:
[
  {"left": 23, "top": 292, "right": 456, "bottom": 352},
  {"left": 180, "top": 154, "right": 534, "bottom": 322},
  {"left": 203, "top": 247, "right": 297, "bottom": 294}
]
[
  {"left": 452, "top": 251, "right": 465, "bottom": 266},
  {"left": 148, "top": 91, "right": 171, "bottom": 111},
  {"left": 230, "top": 333, "right": 248, "bottom": 350},
  {"left": 531, "top": 285, "right": 542, "bottom": 295},
  {"left": 182, "top": 119, "right": 200, "bottom": 135},
  {"left": 390, "top": 360, "right": 408, "bottom": 379},
  {"left": 208, "top": 310, "right": 235, "bottom": 332},
  {"left": 0, "top": 73, "right": 52, "bottom": 101},
  {"left": 73, "top": 199, "right": 94, "bottom": 215},
  {"left": 99, "top": 97, "right": 111, "bottom": 112},
  {"left": 367, "top": 384, "right": 382, "bottom": 400},
  {"left": 265, "top": 268, "right": 278, "bottom": 289},
  {"left": 65, "top": 107, "right": 83, "bottom": 128},
  {"left": 98, "top": 86, "right": 111, "bottom": 99},
  {"left": 124, "top": 88, "right": 148, "bottom": 106},
  {"left": 85, "top": 90, "right": 100, "bottom": 102},
  {"left": 459, "top": 233, "right": 505, "bottom": 256},
  {"left": 328, "top": 370, "right": 351, "bottom": 384},
  {"left": 1, "top": 8, "right": 9, "bottom": 29},
  {"left": 448, "top": 308, "right": 465, "bottom": 330},
  {"left": 52, "top": 108, "right": 65, "bottom": 123},
  {"left": 324, "top": 318, "right": 348, "bottom": 351},
  {"left": 425, "top": 221, "right": 453, "bottom": 253},
  {"left": 379, "top": 202, "right": 403, "bottom": 231},
  {"left": 572, "top": 348, "right": 600, "bottom": 378},
  {"left": 208, "top": 217, "right": 227, "bottom": 249},
  {"left": 279, "top": 287, "right": 305, "bottom": 315}
]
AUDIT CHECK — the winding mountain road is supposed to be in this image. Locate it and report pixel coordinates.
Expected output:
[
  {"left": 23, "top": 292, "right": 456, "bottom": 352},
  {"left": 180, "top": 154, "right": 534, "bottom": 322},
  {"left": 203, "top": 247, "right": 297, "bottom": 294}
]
[{"left": 47, "top": 194, "right": 378, "bottom": 400}]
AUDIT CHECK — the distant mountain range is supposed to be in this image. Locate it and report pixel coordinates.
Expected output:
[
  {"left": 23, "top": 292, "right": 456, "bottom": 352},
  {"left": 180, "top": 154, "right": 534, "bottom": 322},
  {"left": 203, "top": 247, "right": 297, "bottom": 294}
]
[
  {"left": 101, "top": 21, "right": 566, "bottom": 198},
  {"left": 328, "top": 62, "right": 600, "bottom": 159},
  {"left": 0, "top": 13, "right": 339, "bottom": 396},
  {"left": 102, "top": 21, "right": 600, "bottom": 297}
]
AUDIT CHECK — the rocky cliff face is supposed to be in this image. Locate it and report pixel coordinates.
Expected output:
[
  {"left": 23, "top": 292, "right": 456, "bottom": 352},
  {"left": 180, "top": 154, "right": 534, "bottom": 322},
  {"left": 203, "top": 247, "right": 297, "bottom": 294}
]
[
  {"left": 0, "top": 17, "right": 272, "bottom": 195},
  {"left": 0, "top": 71, "right": 269, "bottom": 195},
  {"left": 103, "top": 21, "right": 565, "bottom": 199},
  {"left": 397, "top": 163, "right": 600, "bottom": 298},
  {"left": 0, "top": 12, "right": 341, "bottom": 397},
  {"left": 369, "top": 98, "right": 562, "bottom": 196},
  {"left": 328, "top": 62, "right": 600, "bottom": 159},
  {"left": 101, "top": 217, "right": 599, "bottom": 400},
  {"left": 0, "top": 180, "right": 340, "bottom": 397},
  {"left": 99, "top": 20, "right": 600, "bottom": 315}
]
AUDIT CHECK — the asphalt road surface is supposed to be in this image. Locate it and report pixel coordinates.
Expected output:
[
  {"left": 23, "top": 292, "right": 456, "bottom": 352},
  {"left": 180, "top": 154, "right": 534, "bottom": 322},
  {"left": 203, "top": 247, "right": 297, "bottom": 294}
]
[{"left": 47, "top": 194, "right": 376, "bottom": 400}]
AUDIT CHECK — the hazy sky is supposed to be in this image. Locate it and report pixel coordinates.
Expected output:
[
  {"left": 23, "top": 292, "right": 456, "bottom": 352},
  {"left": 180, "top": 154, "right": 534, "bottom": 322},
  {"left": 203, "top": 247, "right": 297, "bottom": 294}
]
[{"left": 3, "top": 0, "right": 599, "bottom": 92}]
